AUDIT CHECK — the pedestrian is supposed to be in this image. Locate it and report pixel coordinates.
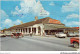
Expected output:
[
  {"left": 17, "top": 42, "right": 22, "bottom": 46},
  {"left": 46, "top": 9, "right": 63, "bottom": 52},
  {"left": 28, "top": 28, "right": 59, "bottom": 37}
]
[{"left": 30, "top": 32, "right": 32, "bottom": 37}]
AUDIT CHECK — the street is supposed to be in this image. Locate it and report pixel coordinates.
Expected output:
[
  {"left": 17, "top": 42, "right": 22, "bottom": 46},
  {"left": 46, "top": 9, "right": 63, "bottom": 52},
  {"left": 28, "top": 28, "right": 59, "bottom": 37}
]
[{"left": 0, "top": 36, "right": 77, "bottom": 51}]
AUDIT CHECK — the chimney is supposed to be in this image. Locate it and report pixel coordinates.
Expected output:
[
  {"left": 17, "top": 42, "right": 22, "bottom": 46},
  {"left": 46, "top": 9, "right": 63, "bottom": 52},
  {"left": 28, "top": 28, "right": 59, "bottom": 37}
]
[{"left": 35, "top": 16, "right": 38, "bottom": 21}]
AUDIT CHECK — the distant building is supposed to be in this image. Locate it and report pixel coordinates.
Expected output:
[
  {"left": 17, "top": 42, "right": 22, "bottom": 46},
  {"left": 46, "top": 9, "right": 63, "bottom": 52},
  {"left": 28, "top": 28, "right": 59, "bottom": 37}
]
[{"left": 3, "top": 17, "right": 78, "bottom": 36}]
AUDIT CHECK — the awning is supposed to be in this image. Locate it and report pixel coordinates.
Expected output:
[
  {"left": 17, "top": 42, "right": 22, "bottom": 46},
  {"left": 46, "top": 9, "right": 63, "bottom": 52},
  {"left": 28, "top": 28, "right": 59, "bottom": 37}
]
[
  {"left": 58, "top": 27, "right": 78, "bottom": 30},
  {"left": 44, "top": 24, "right": 66, "bottom": 30}
]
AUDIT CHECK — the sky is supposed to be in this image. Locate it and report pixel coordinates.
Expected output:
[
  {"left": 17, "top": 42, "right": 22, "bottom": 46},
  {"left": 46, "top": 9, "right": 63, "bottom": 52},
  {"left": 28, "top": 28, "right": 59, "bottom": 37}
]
[{"left": 0, "top": 0, "right": 79, "bottom": 30}]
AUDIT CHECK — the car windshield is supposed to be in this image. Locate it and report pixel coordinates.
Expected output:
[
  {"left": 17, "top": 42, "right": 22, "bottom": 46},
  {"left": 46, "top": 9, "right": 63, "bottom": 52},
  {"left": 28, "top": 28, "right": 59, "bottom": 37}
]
[
  {"left": 75, "top": 33, "right": 79, "bottom": 34},
  {"left": 68, "top": 33, "right": 74, "bottom": 34}
]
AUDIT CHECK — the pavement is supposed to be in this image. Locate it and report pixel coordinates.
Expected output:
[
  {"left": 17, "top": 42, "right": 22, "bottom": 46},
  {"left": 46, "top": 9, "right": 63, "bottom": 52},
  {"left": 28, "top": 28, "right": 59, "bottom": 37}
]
[{"left": 0, "top": 36, "right": 78, "bottom": 51}]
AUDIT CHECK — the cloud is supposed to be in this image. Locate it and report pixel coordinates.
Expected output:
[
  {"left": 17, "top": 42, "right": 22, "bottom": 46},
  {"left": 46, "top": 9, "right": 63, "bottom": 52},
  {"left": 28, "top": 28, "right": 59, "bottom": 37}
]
[
  {"left": 4, "top": 19, "right": 12, "bottom": 27},
  {"left": 0, "top": 10, "right": 10, "bottom": 29},
  {"left": 11, "top": 0, "right": 50, "bottom": 17},
  {"left": 0, "top": 10, "right": 9, "bottom": 21},
  {"left": 63, "top": 20, "right": 79, "bottom": 27},
  {"left": 0, "top": 9, "right": 21, "bottom": 29},
  {"left": 14, "top": 19, "right": 21, "bottom": 25},
  {"left": 4, "top": 19, "right": 21, "bottom": 27},
  {"left": 66, "top": 14, "right": 79, "bottom": 19},
  {"left": 49, "top": 2, "right": 55, "bottom": 6},
  {"left": 62, "top": 0, "right": 79, "bottom": 12},
  {"left": 4, "top": 19, "right": 12, "bottom": 24}
]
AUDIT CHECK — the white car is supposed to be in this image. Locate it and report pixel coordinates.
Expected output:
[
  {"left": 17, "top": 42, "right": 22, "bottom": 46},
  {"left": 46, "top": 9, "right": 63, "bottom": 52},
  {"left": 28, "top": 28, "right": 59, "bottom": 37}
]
[
  {"left": 55, "top": 32, "right": 67, "bottom": 38},
  {"left": 0, "top": 33, "right": 6, "bottom": 37},
  {"left": 67, "top": 33, "right": 79, "bottom": 37},
  {"left": 74, "top": 33, "right": 79, "bottom": 36}
]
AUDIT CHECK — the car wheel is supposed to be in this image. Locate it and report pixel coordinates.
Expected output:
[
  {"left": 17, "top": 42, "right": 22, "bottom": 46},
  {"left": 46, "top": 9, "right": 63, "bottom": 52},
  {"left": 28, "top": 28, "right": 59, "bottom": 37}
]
[
  {"left": 73, "top": 42, "right": 79, "bottom": 48},
  {"left": 55, "top": 35, "right": 56, "bottom": 37},
  {"left": 57, "top": 36, "right": 59, "bottom": 38},
  {"left": 64, "top": 37, "right": 66, "bottom": 38},
  {"left": 56, "top": 36, "right": 58, "bottom": 37}
]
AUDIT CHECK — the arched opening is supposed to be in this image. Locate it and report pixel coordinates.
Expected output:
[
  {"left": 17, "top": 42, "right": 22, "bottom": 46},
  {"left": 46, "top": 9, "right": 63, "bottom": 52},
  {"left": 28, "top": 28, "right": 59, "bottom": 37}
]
[{"left": 38, "top": 26, "right": 41, "bottom": 35}]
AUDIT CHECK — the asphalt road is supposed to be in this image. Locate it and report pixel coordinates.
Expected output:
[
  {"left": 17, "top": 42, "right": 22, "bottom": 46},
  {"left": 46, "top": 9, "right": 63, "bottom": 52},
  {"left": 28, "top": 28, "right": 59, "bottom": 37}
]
[{"left": 0, "top": 36, "right": 77, "bottom": 51}]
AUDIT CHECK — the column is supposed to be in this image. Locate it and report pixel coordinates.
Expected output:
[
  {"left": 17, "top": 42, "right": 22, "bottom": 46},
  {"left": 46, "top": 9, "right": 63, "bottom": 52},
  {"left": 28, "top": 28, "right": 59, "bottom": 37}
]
[
  {"left": 43, "top": 28, "right": 45, "bottom": 36},
  {"left": 17, "top": 29, "right": 18, "bottom": 32},
  {"left": 22, "top": 28, "right": 23, "bottom": 34},
  {"left": 16, "top": 29, "right": 17, "bottom": 32},
  {"left": 40, "top": 26, "right": 43, "bottom": 36},
  {"left": 19, "top": 29, "right": 20, "bottom": 32},
  {"left": 20, "top": 29, "right": 21, "bottom": 33},
  {"left": 14, "top": 29, "right": 16, "bottom": 33},
  {"left": 27, "top": 28, "right": 29, "bottom": 34},
  {"left": 25, "top": 28, "right": 26, "bottom": 34},
  {"left": 36, "top": 27, "right": 38, "bottom": 35},
  {"left": 31, "top": 27, "right": 32, "bottom": 33},
  {"left": 11, "top": 30, "right": 13, "bottom": 33}
]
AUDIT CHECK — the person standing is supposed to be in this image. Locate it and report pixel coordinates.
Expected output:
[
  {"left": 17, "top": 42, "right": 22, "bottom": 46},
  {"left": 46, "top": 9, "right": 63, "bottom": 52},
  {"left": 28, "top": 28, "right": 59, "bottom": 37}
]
[{"left": 30, "top": 32, "right": 32, "bottom": 37}]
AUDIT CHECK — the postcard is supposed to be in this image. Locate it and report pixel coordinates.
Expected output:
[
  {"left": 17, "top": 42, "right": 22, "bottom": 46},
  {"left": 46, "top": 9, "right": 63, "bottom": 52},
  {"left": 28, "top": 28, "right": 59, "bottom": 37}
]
[{"left": 0, "top": 0, "right": 79, "bottom": 54}]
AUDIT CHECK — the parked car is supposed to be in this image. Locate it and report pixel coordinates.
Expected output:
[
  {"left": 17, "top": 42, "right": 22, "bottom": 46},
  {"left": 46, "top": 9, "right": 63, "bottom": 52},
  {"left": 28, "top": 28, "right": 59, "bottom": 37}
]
[
  {"left": 0, "top": 33, "right": 6, "bottom": 37},
  {"left": 74, "top": 32, "right": 79, "bottom": 36},
  {"left": 67, "top": 32, "right": 79, "bottom": 37},
  {"left": 70, "top": 37, "right": 79, "bottom": 48},
  {"left": 4, "top": 31, "right": 12, "bottom": 36},
  {"left": 55, "top": 32, "right": 67, "bottom": 38}
]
